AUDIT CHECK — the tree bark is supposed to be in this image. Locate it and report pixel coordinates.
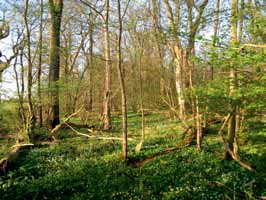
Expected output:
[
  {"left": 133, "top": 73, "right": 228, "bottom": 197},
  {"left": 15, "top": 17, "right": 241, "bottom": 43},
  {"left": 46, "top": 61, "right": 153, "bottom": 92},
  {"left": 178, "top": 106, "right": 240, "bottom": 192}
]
[
  {"left": 24, "top": 0, "right": 36, "bottom": 141},
  {"left": 117, "top": 0, "right": 128, "bottom": 160},
  {"left": 163, "top": 0, "right": 186, "bottom": 121},
  {"left": 226, "top": 0, "right": 238, "bottom": 159},
  {"left": 88, "top": 16, "right": 94, "bottom": 111},
  {"left": 211, "top": 0, "right": 220, "bottom": 80},
  {"left": 101, "top": 0, "right": 112, "bottom": 131},
  {"left": 151, "top": 0, "right": 165, "bottom": 96},
  {"left": 37, "top": 0, "right": 44, "bottom": 127},
  {"left": 48, "top": 0, "right": 63, "bottom": 128}
]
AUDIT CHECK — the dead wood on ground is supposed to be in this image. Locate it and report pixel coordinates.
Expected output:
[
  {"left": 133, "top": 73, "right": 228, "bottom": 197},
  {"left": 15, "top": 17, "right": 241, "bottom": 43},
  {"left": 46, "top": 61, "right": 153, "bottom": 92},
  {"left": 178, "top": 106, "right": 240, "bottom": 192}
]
[{"left": 0, "top": 143, "right": 34, "bottom": 174}]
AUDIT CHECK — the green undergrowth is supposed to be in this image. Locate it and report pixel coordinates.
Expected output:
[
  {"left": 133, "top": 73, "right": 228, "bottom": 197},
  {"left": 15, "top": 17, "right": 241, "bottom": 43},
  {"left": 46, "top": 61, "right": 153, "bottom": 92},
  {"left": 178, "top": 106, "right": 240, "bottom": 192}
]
[{"left": 0, "top": 112, "right": 265, "bottom": 199}]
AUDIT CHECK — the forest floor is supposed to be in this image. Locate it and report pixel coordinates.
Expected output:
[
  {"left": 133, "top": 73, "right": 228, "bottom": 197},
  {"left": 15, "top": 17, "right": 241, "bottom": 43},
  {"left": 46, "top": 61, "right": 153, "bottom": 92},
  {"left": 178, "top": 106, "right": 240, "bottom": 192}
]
[{"left": 0, "top": 112, "right": 265, "bottom": 200}]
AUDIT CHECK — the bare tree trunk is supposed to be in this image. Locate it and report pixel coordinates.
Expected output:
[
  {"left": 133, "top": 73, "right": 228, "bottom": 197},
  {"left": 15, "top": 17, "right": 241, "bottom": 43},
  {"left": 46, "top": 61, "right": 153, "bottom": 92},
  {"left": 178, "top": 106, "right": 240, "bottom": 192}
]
[
  {"left": 48, "top": 0, "right": 63, "bottom": 129},
  {"left": 203, "top": 0, "right": 220, "bottom": 129},
  {"left": 238, "top": 0, "right": 244, "bottom": 43},
  {"left": 24, "top": 0, "right": 36, "bottom": 141},
  {"left": 140, "top": 60, "right": 145, "bottom": 148},
  {"left": 117, "top": 0, "right": 128, "bottom": 160},
  {"left": 186, "top": 0, "right": 208, "bottom": 149},
  {"left": 12, "top": 46, "right": 26, "bottom": 126},
  {"left": 88, "top": 16, "right": 94, "bottom": 111},
  {"left": 226, "top": 0, "right": 238, "bottom": 159},
  {"left": 196, "top": 96, "right": 202, "bottom": 150},
  {"left": 134, "top": 39, "right": 146, "bottom": 153},
  {"left": 211, "top": 0, "right": 220, "bottom": 80},
  {"left": 37, "top": 0, "right": 44, "bottom": 127},
  {"left": 20, "top": 51, "right": 25, "bottom": 124},
  {"left": 164, "top": 0, "right": 186, "bottom": 121},
  {"left": 101, "top": 0, "right": 112, "bottom": 130},
  {"left": 151, "top": 0, "right": 165, "bottom": 96},
  {"left": 13, "top": 54, "right": 26, "bottom": 125},
  {"left": 174, "top": 47, "right": 186, "bottom": 121}
]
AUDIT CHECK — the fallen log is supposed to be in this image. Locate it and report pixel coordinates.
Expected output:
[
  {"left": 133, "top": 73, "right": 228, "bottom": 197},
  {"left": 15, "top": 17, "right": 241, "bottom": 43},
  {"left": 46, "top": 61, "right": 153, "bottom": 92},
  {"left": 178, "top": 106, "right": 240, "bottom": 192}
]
[{"left": 0, "top": 143, "right": 34, "bottom": 174}]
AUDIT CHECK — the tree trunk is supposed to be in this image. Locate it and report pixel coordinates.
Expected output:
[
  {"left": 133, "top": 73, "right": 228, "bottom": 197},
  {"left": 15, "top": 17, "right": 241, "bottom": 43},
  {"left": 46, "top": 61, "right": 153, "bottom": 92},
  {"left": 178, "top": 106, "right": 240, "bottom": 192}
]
[
  {"left": 13, "top": 53, "right": 26, "bottom": 125},
  {"left": 211, "top": 0, "right": 220, "bottom": 80},
  {"left": 24, "top": 0, "right": 36, "bottom": 141},
  {"left": 88, "top": 16, "right": 94, "bottom": 111},
  {"left": 48, "top": 0, "right": 63, "bottom": 128},
  {"left": 151, "top": 0, "right": 165, "bottom": 96},
  {"left": 37, "top": 0, "right": 44, "bottom": 127},
  {"left": 174, "top": 47, "right": 186, "bottom": 121},
  {"left": 117, "top": 0, "right": 128, "bottom": 160},
  {"left": 136, "top": 34, "right": 146, "bottom": 153},
  {"left": 226, "top": 0, "right": 238, "bottom": 159},
  {"left": 101, "top": 0, "right": 112, "bottom": 131}
]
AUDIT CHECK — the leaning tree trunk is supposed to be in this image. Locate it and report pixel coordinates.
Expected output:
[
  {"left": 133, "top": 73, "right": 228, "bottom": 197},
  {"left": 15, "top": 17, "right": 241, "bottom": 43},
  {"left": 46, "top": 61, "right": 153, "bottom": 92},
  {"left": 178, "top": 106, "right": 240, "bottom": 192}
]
[{"left": 48, "top": 0, "right": 63, "bottom": 128}]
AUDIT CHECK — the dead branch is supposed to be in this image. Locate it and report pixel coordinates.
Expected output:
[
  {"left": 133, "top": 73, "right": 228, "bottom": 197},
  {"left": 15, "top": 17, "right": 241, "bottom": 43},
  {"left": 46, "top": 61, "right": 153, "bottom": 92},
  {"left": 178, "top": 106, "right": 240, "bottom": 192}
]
[
  {"left": 51, "top": 107, "right": 84, "bottom": 134},
  {"left": 242, "top": 44, "right": 266, "bottom": 48},
  {"left": 65, "top": 122, "right": 133, "bottom": 141},
  {"left": 218, "top": 113, "right": 231, "bottom": 136}
]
